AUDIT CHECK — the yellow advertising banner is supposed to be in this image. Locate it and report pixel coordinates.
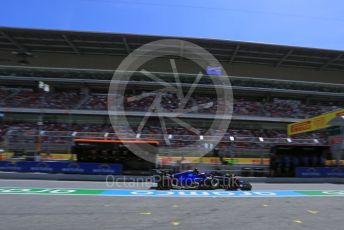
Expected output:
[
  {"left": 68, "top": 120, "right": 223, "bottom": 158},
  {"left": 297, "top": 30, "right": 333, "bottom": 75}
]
[{"left": 288, "top": 108, "right": 344, "bottom": 136}]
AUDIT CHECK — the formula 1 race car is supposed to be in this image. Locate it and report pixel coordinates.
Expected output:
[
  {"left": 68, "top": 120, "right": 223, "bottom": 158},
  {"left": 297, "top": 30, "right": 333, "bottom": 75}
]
[{"left": 153, "top": 169, "right": 252, "bottom": 191}]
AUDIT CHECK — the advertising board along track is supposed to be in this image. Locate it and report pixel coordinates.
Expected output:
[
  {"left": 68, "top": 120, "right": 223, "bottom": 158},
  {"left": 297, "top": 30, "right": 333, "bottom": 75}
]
[{"left": 1, "top": 187, "right": 344, "bottom": 198}]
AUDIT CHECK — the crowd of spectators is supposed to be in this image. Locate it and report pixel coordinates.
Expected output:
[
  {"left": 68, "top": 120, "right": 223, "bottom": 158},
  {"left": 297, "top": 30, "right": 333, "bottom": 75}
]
[
  {"left": 0, "top": 88, "right": 81, "bottom": 109},
  {"left": 0, "top": 87, "right": 342, "bottom": 119}
]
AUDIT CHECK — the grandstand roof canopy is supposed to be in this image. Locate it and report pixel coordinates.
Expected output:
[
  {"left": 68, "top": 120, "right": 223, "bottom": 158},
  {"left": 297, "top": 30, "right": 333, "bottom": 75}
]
[{"left": 0, "top": 27, "right": 344, "bottom": 71}]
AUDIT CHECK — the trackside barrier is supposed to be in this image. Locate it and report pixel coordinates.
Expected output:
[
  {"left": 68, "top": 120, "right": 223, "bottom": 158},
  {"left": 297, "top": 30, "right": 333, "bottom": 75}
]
[
  {"left": 296, "top": 167, "right": 344, "bottom": 178},
  {"left": 0, "top": 161, "right": 122, "bottom": 175},
  {"left": 0, "top": 172, "right": 344, "bottom": 183}
]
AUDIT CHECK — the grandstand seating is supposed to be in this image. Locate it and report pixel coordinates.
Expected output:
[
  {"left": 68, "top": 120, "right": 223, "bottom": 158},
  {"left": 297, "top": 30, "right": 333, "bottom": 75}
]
[
  {"left": 0, "top": 74, "right": 339, "bottom": 158},
  {"left": 0, "top": 87, "right": 342, "bottom": 118}
]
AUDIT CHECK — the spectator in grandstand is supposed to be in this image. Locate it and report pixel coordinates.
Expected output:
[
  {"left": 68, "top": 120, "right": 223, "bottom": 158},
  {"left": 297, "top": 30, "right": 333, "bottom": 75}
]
[{"left": 0, "top": 86, "right": 342, "bottom": 118}]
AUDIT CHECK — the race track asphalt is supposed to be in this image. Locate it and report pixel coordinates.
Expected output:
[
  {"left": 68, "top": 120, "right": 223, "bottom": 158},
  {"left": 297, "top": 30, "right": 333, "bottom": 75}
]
[{"left": 0, "top": 179, "right": 343, "bottom": 230}]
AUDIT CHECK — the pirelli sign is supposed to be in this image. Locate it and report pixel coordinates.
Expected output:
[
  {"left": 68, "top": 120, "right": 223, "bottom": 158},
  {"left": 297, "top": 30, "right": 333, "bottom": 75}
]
[{"left": 288, "top": 109, "right": 344, "bottom": 136}]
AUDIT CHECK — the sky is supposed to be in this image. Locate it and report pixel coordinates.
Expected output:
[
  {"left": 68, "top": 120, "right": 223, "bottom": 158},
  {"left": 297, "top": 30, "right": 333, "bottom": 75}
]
[{"left": 1, "top": 0, "right": 344, "bottom": 50}]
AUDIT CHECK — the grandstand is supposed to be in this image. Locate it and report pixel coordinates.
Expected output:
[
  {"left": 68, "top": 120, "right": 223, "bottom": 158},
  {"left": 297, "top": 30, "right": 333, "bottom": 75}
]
[{"left": 0, "top": 27, "right": 344, "bottom": 172}]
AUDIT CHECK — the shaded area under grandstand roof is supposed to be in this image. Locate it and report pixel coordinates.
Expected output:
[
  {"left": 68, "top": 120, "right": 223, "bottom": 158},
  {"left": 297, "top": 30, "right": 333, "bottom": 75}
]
[{"left": 0, "top": 27, "right": 344, "bottom": 72}]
